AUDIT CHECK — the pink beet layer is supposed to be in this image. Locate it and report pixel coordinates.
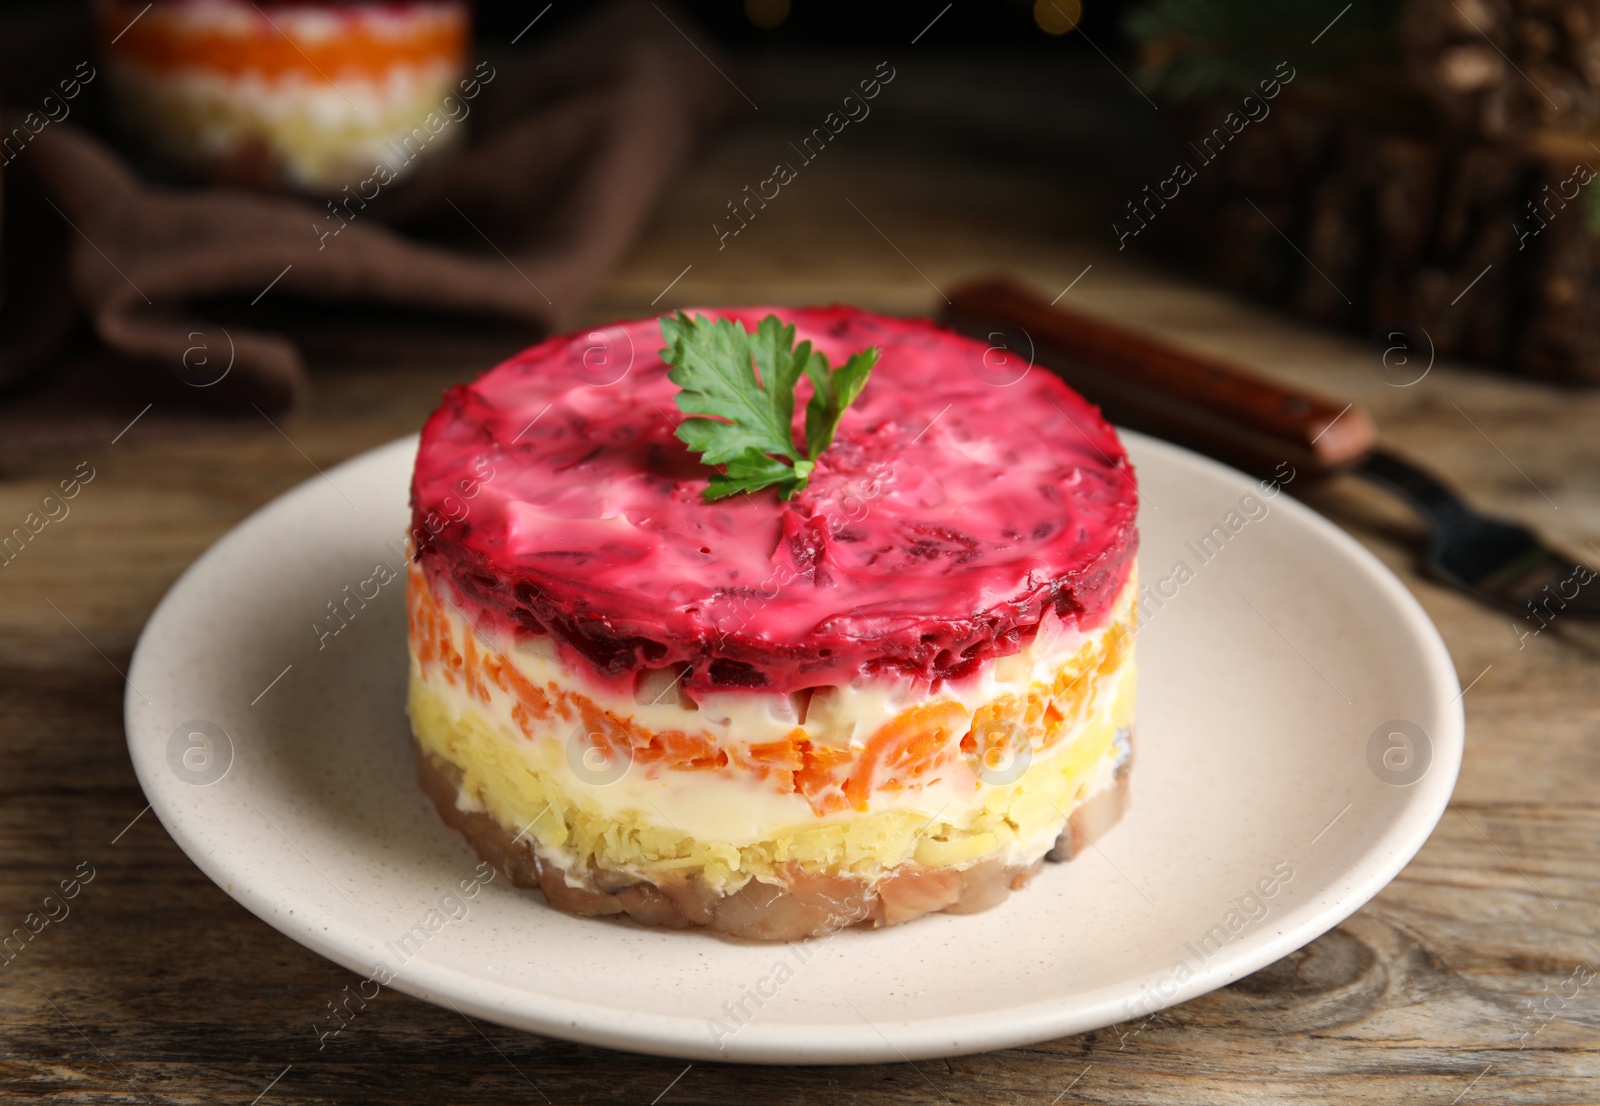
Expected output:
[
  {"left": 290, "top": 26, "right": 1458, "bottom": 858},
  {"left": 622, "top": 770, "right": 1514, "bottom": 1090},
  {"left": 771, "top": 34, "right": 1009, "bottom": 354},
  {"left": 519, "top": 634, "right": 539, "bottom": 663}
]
[{"left": 410, "top": 306, "right": 1138, "bottom": 697}]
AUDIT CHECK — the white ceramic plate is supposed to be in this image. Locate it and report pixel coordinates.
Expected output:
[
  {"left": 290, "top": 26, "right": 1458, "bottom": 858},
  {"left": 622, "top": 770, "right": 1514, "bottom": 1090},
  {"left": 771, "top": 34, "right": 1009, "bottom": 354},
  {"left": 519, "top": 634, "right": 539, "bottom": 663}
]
[{"left": 126, "top": 431, "right": 1461, "bottom": 1064}]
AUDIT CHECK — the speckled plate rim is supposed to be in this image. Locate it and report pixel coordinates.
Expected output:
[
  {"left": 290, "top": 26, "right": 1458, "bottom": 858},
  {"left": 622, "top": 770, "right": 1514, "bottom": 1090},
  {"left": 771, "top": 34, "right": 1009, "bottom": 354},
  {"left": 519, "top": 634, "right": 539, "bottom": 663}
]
[{"left": 125, "top": 431, "right": 1463, "bottom": 1065}]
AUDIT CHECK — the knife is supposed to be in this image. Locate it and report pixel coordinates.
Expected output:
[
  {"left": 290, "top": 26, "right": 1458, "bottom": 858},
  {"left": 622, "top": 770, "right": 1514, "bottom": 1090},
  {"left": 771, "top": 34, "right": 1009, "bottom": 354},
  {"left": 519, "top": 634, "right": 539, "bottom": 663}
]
[{"left": 943, "top": 277, "right": 1600, "bottom": 621}]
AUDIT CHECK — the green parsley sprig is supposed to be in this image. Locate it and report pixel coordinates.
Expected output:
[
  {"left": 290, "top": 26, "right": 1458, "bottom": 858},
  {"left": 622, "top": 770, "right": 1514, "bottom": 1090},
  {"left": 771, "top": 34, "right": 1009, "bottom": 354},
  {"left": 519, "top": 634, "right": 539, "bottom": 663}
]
[{"left": 660, "top": 312, "right": 879, "bottom": 502}]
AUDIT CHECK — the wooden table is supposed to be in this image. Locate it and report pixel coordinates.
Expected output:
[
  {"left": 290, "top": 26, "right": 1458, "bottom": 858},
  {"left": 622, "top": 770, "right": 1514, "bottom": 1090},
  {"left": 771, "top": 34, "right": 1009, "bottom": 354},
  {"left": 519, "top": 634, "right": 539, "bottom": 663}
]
[{"left": 3, "top": 53, "right": 1598, "bottom": 1105}]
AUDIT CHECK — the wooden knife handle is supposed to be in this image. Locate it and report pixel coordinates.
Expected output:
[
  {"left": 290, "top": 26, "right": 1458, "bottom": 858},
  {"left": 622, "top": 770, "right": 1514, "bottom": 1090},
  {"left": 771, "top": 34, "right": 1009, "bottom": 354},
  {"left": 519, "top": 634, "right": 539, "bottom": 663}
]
[{"left": 943, "top": 277, "right": 1377, "bottom": 480}]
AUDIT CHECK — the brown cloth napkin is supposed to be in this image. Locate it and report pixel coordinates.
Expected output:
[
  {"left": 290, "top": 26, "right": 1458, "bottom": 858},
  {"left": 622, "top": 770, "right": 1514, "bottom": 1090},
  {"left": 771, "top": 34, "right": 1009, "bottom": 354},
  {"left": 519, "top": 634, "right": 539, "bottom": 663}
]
[{"left": 0, "top": 1, "right": 737, "bottom": 415}]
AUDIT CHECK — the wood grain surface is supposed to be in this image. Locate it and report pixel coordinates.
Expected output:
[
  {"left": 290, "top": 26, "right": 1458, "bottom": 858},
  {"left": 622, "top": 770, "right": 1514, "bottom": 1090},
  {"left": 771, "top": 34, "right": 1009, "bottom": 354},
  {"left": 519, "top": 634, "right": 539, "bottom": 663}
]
[{"left": 2, "top": 52, "right": 1599, "bottom": 1105}]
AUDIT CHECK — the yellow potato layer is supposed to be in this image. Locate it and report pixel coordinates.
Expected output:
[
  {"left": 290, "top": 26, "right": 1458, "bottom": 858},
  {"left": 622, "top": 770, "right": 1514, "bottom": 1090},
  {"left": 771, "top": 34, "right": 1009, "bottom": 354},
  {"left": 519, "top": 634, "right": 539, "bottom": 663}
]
[{"left": 409, "top": 658, "right": 1135, "bottom": 893}]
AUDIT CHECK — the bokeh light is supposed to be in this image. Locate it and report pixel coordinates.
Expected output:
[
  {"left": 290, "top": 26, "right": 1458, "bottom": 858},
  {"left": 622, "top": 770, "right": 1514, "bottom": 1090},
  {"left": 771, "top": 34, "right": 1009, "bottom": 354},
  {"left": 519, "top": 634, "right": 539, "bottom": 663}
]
[
  {"left": 1033, "top": 0, "right": 1081, "bottom": 35},
  {"left": 745, "top": 0, "right": 791, "bottom": 29}
]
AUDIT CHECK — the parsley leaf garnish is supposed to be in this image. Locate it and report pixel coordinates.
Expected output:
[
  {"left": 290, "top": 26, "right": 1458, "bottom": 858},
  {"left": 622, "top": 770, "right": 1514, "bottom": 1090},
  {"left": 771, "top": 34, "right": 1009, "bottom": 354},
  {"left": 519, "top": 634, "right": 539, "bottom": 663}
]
[{"left": 660, "top": 312, "right": 879, "bottom": 502}]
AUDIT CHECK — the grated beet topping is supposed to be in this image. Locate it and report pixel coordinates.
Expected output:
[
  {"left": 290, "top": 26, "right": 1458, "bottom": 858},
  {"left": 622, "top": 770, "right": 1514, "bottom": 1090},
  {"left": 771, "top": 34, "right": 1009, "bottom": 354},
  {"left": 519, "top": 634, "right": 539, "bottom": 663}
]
[{"left": 410, "top": 306, "right": 1138, "bottom": 697}]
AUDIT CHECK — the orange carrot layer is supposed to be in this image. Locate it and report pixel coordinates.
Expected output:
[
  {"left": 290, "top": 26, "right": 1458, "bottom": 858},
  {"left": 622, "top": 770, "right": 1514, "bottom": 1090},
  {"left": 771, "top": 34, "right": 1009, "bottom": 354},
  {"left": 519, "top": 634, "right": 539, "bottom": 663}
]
[
  {"left": 409, "top": 562, "right": 1131, "bottom": 815},
  {"left": 102, "top": 1, "right": 466, "bottom": 81}
]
